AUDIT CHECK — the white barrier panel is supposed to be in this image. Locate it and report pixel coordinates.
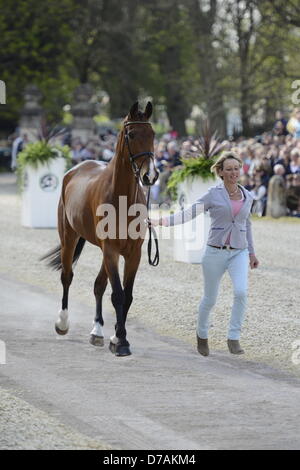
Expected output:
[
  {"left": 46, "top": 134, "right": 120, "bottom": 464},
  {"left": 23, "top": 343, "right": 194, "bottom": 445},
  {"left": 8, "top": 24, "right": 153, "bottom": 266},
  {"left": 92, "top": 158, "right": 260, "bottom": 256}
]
[
  {"left": 21, "top": 157, "right": 66, "bottom": 228},
  {"left": 173, "top": 177, "right": 214, "bottom": 264}
]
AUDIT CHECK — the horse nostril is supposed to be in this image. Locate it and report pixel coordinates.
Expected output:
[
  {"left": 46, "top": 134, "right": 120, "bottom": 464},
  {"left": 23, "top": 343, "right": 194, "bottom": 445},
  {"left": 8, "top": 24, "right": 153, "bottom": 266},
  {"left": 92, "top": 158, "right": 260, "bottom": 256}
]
[{"left": 143, "top": 174, "right": 151, "bottom": 185}]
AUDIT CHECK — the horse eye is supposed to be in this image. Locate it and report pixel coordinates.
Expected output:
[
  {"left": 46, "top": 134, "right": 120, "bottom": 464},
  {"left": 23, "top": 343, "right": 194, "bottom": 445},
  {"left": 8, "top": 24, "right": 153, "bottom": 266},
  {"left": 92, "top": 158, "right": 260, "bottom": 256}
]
[{"left": 128, "top": 131, "right": 135, "bottom": 139}]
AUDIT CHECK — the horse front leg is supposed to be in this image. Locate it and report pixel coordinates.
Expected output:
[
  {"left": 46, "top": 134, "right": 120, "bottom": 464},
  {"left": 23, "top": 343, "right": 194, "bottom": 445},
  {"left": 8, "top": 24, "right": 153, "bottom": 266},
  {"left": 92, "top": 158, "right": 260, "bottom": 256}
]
[
  {"left": 122, "top": 248, "right": 142, "bottom": 323},
  {"left": 103, "top": 248, "right": 130, "bottom": 356},
  {"left": 90, "top": 261, "right": 107, "bottom": 347}
]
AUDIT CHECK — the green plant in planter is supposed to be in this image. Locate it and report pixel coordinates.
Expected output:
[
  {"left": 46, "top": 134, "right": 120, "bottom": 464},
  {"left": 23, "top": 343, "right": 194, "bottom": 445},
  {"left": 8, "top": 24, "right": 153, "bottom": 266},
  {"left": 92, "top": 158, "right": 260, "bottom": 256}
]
[
  {"left": 167, "top": 121, "right": 223, "bottom": 200},
  {"left": 167, "top": 157, "right": 216, "bottom": 200},
  {"left": 17, "top": 141, "right": 71, "bottom": 191}
]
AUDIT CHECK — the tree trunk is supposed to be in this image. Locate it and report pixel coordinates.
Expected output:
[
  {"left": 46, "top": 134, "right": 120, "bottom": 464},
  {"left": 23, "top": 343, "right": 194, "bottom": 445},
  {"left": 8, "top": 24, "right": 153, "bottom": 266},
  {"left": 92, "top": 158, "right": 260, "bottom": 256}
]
[
  {"left": 165, "top": 94, "right": 188, "bottom": 136},
  {"left": 188, "top": 0, "right": 227, "bottom": 137}
]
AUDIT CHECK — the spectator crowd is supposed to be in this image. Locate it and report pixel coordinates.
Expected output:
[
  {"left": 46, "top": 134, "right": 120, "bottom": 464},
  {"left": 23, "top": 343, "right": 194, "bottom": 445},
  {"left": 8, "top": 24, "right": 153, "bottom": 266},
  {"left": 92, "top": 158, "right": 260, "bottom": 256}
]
[{"left": 10, "top": 108, "right": 300, "bottom": 218}]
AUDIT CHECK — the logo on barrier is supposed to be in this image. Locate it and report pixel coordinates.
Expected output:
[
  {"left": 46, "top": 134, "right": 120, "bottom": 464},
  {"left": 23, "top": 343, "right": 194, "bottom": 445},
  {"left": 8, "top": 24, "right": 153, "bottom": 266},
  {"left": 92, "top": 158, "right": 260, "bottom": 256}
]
[
  {"left": 0, "top": 340, "right": 6, "bottom": 364},
  {"left": 40, "top": 174, "right": 58, "bottom": 192},
  {"left": 0, "top": 80, "right": 5, "bottom": 104},
  {"left": 24, "top": 171, "right": 29, "bottom": 189}
]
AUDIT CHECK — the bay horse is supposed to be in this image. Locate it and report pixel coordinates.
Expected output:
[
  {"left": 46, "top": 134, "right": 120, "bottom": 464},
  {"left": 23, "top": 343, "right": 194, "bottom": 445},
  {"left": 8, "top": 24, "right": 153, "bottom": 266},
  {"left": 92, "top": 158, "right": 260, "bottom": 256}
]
[{"left": 42, "top": 101, "right": 158, "bottom": 356}]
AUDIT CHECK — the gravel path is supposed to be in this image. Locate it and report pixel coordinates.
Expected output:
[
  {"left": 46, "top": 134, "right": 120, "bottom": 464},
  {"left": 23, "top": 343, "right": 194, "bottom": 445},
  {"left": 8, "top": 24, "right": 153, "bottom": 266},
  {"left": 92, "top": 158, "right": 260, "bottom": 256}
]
[
  {"left": 0, "top": 387, "right": 111, "bottom": 450},
  {"left": 1, "top": 172, "right": 300, "bottom": 450},
  {"left": 0, "top": 171, "right": 299, "bottom": 379},
  {"left": 1, "top": 275, "right": 300, "bottom": 450}
]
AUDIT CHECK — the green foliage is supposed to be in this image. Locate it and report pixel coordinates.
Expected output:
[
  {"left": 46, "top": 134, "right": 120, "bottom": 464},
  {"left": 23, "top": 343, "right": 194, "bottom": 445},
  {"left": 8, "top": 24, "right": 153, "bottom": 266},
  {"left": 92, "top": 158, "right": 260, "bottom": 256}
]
[
  {"left": 1, "top": 0, "right": 300, "bottom": 133},
  {"left": 167, "top": 157, "right": 216, "bottom": 200},
  {"left": 17, "top": 141, "right": 71, "bottom": 190},
  {"left": 0, "top": 0, "right": 75, "bottom": 125}
]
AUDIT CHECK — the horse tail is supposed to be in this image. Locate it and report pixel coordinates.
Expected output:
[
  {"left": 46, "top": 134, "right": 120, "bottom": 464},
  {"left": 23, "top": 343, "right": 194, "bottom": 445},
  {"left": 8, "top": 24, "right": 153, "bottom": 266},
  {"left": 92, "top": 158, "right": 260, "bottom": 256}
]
[
  {"left": 40, "top": 237, "right": 86, "bottom": 271},
  {"left": 72, "top": 237, "right": 86, "bottom": 266}
]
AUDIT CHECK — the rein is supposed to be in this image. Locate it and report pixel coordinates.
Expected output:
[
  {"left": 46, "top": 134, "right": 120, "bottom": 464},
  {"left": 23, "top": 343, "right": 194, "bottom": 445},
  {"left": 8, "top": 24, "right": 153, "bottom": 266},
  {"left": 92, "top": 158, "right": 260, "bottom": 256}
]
[
  {"left": 146, "top": 186, "right": 159, "bottom": 266},
  {"left": 124, "top": 120, "right": 159, "bottom": 267}
]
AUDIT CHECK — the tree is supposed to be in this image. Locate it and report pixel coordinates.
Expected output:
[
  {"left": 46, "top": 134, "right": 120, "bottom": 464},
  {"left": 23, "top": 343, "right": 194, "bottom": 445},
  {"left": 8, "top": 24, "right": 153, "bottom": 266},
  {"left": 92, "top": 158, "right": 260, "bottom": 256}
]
[
  {"left": 264, "top": 0, "right": 300, "bottom": 28},
  {"left": 139, "top": 0, "right": 199, "bottom": 136},
  {"left": 187, "top": 0, "right": 227, "bottom": 136},
  {"left": 0, "top": 0, "right": 75, "bottom": 127},
  {"left": 221, "top": 0, "right": 296, "bottom": 134}
]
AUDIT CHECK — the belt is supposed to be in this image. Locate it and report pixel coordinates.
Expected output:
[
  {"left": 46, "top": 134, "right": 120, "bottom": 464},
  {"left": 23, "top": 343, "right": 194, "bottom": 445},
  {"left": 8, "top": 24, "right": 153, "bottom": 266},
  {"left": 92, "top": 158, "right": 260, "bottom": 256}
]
[{"left": 208, "top": 245, "right": 236, "bottom": 250}]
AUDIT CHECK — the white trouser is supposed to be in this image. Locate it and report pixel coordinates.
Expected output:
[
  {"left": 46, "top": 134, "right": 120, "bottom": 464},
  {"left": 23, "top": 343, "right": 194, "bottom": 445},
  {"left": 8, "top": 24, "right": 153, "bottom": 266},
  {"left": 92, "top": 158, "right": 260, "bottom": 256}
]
[{"left": 198, "top": 245, "right": 249, "bottom": 340}]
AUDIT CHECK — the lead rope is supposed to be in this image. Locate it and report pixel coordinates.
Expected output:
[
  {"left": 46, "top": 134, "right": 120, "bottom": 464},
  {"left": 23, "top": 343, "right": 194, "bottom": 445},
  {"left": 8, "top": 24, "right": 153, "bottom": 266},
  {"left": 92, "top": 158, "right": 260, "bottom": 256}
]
[{"left": 146, "top": 186, "right": 159, "bottom": 266}]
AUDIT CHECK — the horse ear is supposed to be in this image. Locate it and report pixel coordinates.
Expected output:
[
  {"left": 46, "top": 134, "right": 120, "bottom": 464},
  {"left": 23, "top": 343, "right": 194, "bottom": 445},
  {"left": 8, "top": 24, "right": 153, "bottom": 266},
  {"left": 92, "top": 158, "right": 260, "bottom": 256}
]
[
  {"left": 129, "top": 101, "right": 139, "bottom": 119},
  {"left": 144, "top": 101, "right": 153, "bottom": 120}
]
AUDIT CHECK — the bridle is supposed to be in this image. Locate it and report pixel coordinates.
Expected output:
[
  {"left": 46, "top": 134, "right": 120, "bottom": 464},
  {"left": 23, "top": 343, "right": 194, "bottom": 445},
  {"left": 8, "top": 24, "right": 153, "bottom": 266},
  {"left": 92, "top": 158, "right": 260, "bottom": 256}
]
[
  {"left": 123, "top": 120, "right": 159, "bottom": 266},
  {"left": 124, "top": 120, "right": 157, "bottom": 184}
]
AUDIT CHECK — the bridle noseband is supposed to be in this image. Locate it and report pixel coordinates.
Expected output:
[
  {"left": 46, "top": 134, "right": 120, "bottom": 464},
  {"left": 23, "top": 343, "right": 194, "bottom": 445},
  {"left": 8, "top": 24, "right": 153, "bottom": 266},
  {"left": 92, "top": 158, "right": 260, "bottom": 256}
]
[{"left": 124, "top": 121, "right": 156, "bottom": 184}]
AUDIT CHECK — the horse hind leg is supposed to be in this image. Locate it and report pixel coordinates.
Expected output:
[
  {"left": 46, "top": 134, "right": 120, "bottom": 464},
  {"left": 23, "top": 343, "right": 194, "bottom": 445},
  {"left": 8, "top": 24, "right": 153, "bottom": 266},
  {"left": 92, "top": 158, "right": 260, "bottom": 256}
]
[
  {"left": 55, "top": 233, "right": 78, "bottom": 336},
  {"left": 89, "top": 261, "right": 107, "bottom": 347},
  {"left": 55, "top": 269, "right": 73, "bottom": 335}
]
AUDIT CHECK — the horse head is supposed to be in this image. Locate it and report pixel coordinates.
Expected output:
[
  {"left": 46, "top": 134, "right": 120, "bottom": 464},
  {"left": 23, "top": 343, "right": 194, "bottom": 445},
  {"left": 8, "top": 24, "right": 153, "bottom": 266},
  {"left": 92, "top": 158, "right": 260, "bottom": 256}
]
[{"left": 124, "top": 101, "right": 159, "bottom": 186}]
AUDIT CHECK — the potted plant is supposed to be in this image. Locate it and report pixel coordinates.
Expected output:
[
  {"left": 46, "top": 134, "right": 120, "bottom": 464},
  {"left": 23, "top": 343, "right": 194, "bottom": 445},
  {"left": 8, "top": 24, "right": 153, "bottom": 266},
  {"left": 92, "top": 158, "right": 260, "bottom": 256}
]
[
  {"left": 167, "top": 121, "right": 223, "bottom": 263},
  {"left": 18, "top": 121, "right": 71, "bottom": 228}
]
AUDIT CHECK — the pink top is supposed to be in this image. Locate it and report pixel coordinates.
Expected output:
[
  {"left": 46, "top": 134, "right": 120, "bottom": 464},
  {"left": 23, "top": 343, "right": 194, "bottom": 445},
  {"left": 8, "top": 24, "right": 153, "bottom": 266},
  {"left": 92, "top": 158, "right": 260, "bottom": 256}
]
[{"left": 225, "top": 195, "right": 244, "bottom": 245}]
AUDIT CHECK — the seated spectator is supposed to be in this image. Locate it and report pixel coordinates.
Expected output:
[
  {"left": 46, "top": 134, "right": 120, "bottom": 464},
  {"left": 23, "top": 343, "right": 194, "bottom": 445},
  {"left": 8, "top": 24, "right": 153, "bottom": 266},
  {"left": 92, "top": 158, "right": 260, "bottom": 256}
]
[
  {"left": 274, "top": 147, "right": 291, "bottom": 172},
  {"left": 254, "top": 161, "right": 271, "bottom": 188},
  {"left": 273, "top": 110, "right": 288, "bottom": 136},
  {"left": 180, "top": 140, "right": 192, "bottom": 159},
  {"left": 273, "top": 163, "right": 286, "bottom": 176},
  {"left": 250, "top": 175, "right": 267, "bottom": 216},
  {"left": 166, "top": 141, "right": 181, "bottom": 168},
  {"left": 101, "top": 142, "right": 114, "bottom": 162},
  {"left": 288, "top": 148, "right": 300, "bottom": 174},
  {"left": 238, "top": 149, "right": 251, "bottom": 174},
  {"left": 286, "top": 173, "right": 300, "bottom": 216},
  {"left": 80, "top": 146, "right": 93, "bottom": 160},
  {"left": 248, "top": 145, "right": 265, "bottom": 176},
  {"left": 239, "top": 174, "right": 253, "bottom": 191},
  {"left": 287, "top": 108, "right": 300, "bottom": 138},
  {"left": 261, "top": 132, "right": 272, "bottom": 146},
  {"left": 155, "top": 147, "right": 168, "bottom": 172}
]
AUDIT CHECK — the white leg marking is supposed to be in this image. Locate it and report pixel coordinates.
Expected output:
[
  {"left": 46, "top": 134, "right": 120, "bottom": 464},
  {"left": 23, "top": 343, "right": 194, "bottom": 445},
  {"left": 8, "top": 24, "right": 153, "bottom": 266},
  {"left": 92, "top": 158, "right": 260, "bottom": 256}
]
[
  {"left": 56, "top": 309, "right": 69, "bottom": 331},
  {"left": 110, "top": 334, "right": 118, "bottom": 345},
  {"left": 90, "top": 321, "right": 104, "bottom": 337}
]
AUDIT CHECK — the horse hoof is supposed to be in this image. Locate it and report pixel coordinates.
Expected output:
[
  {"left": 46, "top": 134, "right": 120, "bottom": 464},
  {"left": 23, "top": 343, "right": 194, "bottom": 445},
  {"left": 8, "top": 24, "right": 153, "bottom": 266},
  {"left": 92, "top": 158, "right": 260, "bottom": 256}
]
[
  {"left": 55, "top": 324, "right": 69, "bottom": 335},
  {"left": 115, "top": 344, "right": 132, "bottom": 357},
  {"left": 89, "top": 334, "right": 104, "bottom": 347},
  {"left": 109, "top": 341, "right": 131, "bottom": 356}
]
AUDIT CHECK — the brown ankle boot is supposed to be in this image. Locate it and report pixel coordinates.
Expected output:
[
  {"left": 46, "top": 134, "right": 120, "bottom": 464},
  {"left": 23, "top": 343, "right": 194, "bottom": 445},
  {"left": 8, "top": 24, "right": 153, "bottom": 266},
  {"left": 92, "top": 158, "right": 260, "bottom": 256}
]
[
  {"left": 227, "top": 339, "right": 244, "bottom": 355},
  {"left": 197, "top": 335, "right": 209, "bottom": 356}
]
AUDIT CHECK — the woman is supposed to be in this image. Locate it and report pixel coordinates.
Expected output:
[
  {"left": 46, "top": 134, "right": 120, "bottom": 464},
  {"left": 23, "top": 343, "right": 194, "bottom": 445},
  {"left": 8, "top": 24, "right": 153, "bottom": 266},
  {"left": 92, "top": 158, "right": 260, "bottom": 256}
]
[{"left": 151, "top": 151, "right": 259, "bottom": 356}]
